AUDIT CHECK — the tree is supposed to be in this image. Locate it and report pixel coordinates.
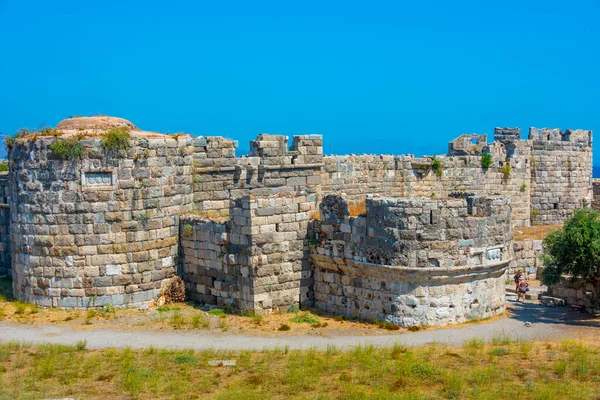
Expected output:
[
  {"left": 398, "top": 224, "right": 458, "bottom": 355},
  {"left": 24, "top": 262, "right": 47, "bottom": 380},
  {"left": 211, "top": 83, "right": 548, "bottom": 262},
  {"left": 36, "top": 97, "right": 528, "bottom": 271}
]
[{"left": 542, "top": 208, "right": 600, "bottom": 300}]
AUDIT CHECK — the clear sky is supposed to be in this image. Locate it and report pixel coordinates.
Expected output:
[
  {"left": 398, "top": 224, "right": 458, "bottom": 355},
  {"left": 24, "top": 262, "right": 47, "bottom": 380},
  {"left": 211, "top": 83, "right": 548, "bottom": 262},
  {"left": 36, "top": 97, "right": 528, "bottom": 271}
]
[{"left": 1, "top": 0, "right": 599, "bottom": 163}]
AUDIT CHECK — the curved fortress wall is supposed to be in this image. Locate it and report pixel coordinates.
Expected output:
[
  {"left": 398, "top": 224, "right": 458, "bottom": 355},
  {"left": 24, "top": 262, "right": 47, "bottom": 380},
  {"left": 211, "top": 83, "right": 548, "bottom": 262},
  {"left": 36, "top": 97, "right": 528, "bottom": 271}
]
[
  {"left": 309, "top": 195, "right": 512, "bottom": 327},
  {"left": 9, "top": 123, "right": 193, "bottom": 308}
]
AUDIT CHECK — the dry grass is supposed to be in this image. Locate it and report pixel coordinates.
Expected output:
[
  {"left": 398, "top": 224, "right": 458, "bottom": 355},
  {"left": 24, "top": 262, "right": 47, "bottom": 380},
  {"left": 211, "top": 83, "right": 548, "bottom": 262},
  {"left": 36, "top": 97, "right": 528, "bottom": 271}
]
[
  {"left": 188, "top": 209, "right": 230, "bottom": 222},
  {"left": 513, "top": 224, "right": 562, "bottom": 241},
  {"left": 348, "top": 199, "right": 366, "bottom": 217},
  {"left": 0, "top": 278, "right": 386, "bottom": 336},
  {"left": 0, "top": 339, "right": 599, "bottom": 399}
]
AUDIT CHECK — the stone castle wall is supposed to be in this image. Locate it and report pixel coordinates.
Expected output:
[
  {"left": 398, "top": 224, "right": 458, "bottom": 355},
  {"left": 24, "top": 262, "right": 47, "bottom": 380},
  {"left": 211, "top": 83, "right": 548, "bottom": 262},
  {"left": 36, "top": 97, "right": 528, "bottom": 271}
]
[
  {"left": 1, "top": 116, "right": 593, "bottom": 318},
  {"left": 0, "top": 173, "right": 10, "bottom": 277},
  {"left": 509, "top": 239, "right": 544, "bottom": 278},
  {"left": 181, "top": 192, "right": 318, "bottom": 312},
  {"left": 8, "top": 132, "right": 193, "bottom": 308},
  {"left": 308, "top": 194, "right": 512, "bottom": 327},
  {"left": 192, "top": 134, "right": 323, "bottom": 215},
  {"left": 529, "top": 128, "right": 592, "bottom": 225},
  {"left": 321, "top": 128, "right": 532, "bottom": 227}
]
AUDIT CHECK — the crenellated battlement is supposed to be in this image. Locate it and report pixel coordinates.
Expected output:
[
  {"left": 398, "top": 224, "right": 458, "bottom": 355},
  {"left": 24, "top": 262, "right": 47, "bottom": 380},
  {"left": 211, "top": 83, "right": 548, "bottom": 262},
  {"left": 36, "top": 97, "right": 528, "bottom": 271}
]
[{"left": 0, "top": 116, "right": 593, "bottom": 320}]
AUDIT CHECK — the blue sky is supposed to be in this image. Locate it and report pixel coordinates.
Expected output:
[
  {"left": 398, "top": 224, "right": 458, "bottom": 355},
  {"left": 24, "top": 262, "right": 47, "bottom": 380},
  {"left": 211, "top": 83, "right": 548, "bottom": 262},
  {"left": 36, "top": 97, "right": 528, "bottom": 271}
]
[{"left": 1, "top": 0, "right": 599, "bottom": 162}]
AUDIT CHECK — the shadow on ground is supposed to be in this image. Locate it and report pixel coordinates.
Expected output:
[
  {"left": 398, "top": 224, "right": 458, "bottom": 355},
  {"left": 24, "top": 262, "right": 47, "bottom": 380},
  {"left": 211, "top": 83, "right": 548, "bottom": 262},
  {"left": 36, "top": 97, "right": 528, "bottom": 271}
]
[{"left": 506, "top": 293, "right": 600, "bottom": 328}]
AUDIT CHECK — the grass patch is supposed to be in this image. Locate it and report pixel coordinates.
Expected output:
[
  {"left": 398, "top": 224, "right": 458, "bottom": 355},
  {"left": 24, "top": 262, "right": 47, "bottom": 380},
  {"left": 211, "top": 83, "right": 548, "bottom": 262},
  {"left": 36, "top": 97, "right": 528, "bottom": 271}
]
[
  {"left": 48, "top": 137, "right": 84, "bottom": 160},
  {"left": 207, "top": 308, "right": 226, "bottom": 317},
  {"left": 289, "top": 312, "right": 319, "bottom": 324},
  {"left": 101, "top": 127, "right": 132, "bottom": 152},
  {"left": 191, "top": 313, "right": 210, "bottom": 329},
  {"left": 0, "top": 340, "right": 599, "bottom": 398}
]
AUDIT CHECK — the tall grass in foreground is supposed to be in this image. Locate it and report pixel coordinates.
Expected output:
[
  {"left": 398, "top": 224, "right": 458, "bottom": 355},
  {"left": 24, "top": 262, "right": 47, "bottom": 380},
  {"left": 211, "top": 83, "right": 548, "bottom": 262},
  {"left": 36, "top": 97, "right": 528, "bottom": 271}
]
[{"left": 0, "top": 340, "right": 599, "bottom": 399}]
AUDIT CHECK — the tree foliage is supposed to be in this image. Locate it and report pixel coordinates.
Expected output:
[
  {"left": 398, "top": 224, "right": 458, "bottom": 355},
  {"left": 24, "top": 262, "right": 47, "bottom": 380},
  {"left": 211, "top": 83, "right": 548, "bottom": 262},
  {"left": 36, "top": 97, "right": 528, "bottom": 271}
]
[{"left": 542, "top": 208, "right": 600, "bottom": 295}]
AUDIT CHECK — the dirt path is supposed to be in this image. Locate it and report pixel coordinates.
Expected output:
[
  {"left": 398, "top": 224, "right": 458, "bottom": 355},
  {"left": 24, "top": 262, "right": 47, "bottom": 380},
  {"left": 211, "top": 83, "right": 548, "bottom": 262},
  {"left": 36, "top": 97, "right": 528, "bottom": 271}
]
[{"left": 1, "top": 295, "right": 598, "bottom": 350}]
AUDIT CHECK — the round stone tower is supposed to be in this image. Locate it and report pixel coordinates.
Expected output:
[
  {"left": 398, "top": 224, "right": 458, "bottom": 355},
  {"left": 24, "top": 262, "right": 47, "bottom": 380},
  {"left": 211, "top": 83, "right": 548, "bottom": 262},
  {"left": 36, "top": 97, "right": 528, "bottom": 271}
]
[{"left": 8, "top": 116, "right": 193, "bottom": 308}]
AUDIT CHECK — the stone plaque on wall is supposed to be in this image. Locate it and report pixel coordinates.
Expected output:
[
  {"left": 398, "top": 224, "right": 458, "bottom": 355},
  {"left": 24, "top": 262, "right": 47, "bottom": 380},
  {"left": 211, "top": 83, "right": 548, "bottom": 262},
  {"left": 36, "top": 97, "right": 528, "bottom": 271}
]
[{"left": 85, "top": 172, "right": 113, "bottom": 186}]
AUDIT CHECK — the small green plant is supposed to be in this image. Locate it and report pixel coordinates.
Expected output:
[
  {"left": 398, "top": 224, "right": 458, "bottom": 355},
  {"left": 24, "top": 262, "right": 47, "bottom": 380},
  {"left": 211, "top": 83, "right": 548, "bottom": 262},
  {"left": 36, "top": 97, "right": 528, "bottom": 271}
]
[
  {"left": 191, "top": 314, "right": 210, "bottom": 329},
  {"left": 156, "top": 306, "right": 171, "bottom": 313},
  {"left": 218, "top": 318, "right": 229, "bottom": 331},
  {"left": 520, "top": 183, "right": 527, "bottom": 192},
  {"left": 532, "top": 209, "right": 539, "bottom": 217},
  {"left": 463, "top": 337, "right": 485, "bottom": 350},
  {"left": 481, "top": 153, "right": 493, "bottom": 169},
  {"left": 0, "top": 306, "right": 5, "bottom": 320},
  {"left": 278, "top": 323, "right": 291, "bottom": 331},
  {"left": 553, "top": 360, "right": 567, "bottom": 377},
  {"left": 102, "top": 304, "right": 115, "bottom": 314},
  {"left": 0, "top": 163, "right": 8, "bottom": 172},
  {"left": 101, "top": 127, "right": 132, "bottom": 152},
  {"left": 491, "top": 331, "right": 512, "bottom": 346},
  {"left": 174, "top": 353, "right": 197, "bottom": 365},
  {"left": 431, "top": 156, "right": 443, "bottom": 177},
  {"left": 287, "top": 304, "right": 300, "bottom": 313},
  {"left": 289, "top": 312, "right": 319, "bottom": 324},
  {"left": 75, "top": 340, "right": 88, "bottom": 351},
  {"left": 306, "top": 237, "right": 319, "bottom": 247},
  {"left": 182, "top": 224, "right": 193, "bottom": 238},
  {"left": 490, "top": 347, "right": 509, "bottom": 356},
  {"left": 48, "top": 138, "right": 84, "bottom": 160},
  {"left": 14, "top": 302, "right": 27, "bottom": 315},
  {"left": 4, "top": 135, "right": 16, "bottom": 150},
  {"left": 208, "top": 308, "right": 226, "bottom": 317},
  {"left": 137, "top": 212, "right": 149, "bottom": 227},
  {"left": 499, "top": 162, "right": 511, "bottom": 179},
  {"left": 170, "top": 310, "right": 186, "bottom": 328}
]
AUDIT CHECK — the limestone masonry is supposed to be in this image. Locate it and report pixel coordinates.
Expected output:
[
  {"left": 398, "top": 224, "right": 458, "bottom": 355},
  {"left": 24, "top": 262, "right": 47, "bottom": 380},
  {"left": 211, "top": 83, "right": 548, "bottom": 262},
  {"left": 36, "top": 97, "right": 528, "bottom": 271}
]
[{"left": 0, "top": 116, "right": 593, "bottom": 326}]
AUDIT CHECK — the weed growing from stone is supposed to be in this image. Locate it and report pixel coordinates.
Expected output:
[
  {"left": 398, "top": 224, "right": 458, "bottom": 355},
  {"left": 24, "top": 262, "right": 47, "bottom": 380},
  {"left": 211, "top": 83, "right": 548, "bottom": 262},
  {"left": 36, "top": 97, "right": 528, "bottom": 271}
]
[
  {"left": 48, "top": 137, "right": 84, "bottom": 160},
  {"left": 481, "top": 153, "right": 493, "bottom": 169},
  {"left": 101, "top": 127, "right": 132, "bottom": 152}
]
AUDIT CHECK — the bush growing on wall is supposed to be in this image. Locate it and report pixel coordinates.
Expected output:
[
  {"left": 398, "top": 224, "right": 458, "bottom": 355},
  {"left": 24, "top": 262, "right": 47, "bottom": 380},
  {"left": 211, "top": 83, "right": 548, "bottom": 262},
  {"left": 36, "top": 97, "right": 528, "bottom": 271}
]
[
  {"left": 431, "top": 156, "right": 443, "bottom": 177},
  {"left": 102, "top": 127, "right": 132, "bottom": 152},
  {"left": 481, "top": 153, "right": 493, "bottom": 169},
  {"left": 48, "top": 138, "right": 84, "bottom": 160}
]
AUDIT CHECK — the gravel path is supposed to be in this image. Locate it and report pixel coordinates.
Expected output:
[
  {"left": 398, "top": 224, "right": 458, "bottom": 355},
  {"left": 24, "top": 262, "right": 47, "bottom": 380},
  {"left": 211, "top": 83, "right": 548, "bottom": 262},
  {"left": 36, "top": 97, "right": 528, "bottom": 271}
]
[{"left": 1, "top": 295, "right": 598, "bottom": 350}]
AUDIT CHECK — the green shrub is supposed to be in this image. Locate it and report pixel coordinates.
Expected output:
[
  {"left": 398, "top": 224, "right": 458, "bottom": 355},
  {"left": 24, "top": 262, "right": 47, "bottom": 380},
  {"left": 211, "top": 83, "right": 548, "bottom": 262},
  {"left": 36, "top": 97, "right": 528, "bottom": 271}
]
[
  {"left": 520, "top": 183, "right": 527, "bottom": 192},
  {"left": 208, "top": 308, "right": 226, "bottom": 317},
  {"left": 278, "top": 323, "right": 291, "bottom": 331},
  {"left": 542, "top": 208, "right": 600, "bottom": 291},
  {"left": 182, "top": 224, "right": 193, "bottom": 238},
  {"left": 48, "top": 138, "right": 84, "bottom": 160},
  {"left": 289, "top": 312, "right": 319, "bottom": 324},
  {"left": 481, "top": 153, "right": 493, "bottom": 169},
  {"left": 287, "top": 304, "right": 300, "bottom": 313},
  {"left": 499, "top": 163, "right": 511, "bottom": 179},
  {"left": 102, "top": 304, "right": 115, "bottom": 314},
  {"left": 0, "top": 163, "right": 8, "bottom": 172},
  {"left": 76, "top": 340, "right": 87, "bottom": 351},
  {"left": 191, "top": 314, "right": 210, "bottom": 329},
  {"left": 431, "top": 156, "right": 443, "bottom": 177},
  {"left": 170, "top": 310, "right": 186, "bottom": 328},
  {"left": 174, "top": 353, "right": 197, "bottom": 365},
  {"left": 101, "top": 127, "right": 132, "bottom": 152}
]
